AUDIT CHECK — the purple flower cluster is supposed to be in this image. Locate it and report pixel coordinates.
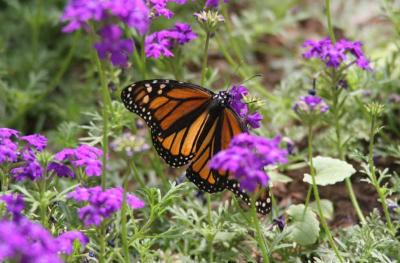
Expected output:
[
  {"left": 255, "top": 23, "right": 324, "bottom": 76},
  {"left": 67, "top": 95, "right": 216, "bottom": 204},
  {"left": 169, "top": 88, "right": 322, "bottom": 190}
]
[
  {"left": 61, "top": 0, "right": 150, "bottom": 34},
  {"left": 303, "top": 38, "right": 371, "bottom": 70},
  {"left": 51, "top": 144, "right": 103, "bottom": 178},
  {"left": 68, "top": 186, "right": 145, "bottom": 226},
  {"left": 0, "top": 128, "right": 19, "bottom": 164},
  {"left": 56, "top": 230, "right": 89, "bottom": 255},
  {"left": 293, "top": 95, "right": 329, "bottom": 114},
  {"left": 61, "top": 0, "right": 199, "bottom": 66},
  {"left": 94, "top": 24, "right": 134, "bottom": 67},
  {"left": 149, "top": 0, "right": 193, "bottom": 18},
  {"left": 0, "top": 194, "right": 24, "bottom": 221},
  {"left": 0, "top": 128, "right": 48, "bottom": 181},
  {"left": 209, "top": 133, "right": 288, "bottom": 192},
  {"left": 145, "top": 22, "right": 197, "bottom": 58},
  {"left": 205, "top": 0, "right": 229, "bottom": 7},
  {"left": 0, "top": 194, "right": 88, "bottom": 262},
  {"left": 229, "top": 85, "right": 263, "bottom": 129}
]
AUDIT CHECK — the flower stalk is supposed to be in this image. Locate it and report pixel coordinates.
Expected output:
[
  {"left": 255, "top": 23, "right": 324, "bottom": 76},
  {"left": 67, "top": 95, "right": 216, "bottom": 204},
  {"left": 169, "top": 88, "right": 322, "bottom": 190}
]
[
  {"left": 250, "top": 196, "right": 270, "bottom": 263},
  {"left": 324, "top": 4, "right": 369, "bottom": 227},
  {"left": 89, "top": 24, "right": 112, "bottom": 190},
  {"left": 201, "top": 31, "right": 211, "bottom": 86},
  {"left": 331, "top": 87, "right": 366, "bottom": 224},
  {"left": 307, "top": 123, "right": 344, "bottom": 263},
  {"left": 366, "top": 103, "right": 395, "bottom": 236},
  {"left": 121, "top": 173, "right": 130, "bottom": 263}
]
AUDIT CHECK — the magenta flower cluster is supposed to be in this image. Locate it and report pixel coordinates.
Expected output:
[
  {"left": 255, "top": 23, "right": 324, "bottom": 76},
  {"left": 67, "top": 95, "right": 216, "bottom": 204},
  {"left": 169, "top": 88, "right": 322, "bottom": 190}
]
[
  {"left": 293, "top": 95, "right": 329, "bottom": 114},
  {"left": 52, "top": 144, "right": 103, "bottom": 178},
  {"left": 209, "top": 133, "right": 288, "bottom": 192},
  {"left": 145, "top": 23, "right": 197, "bottom": 58},
  {"left": 0, "top": 194, "right": 88, "bottom": 262},
  {"left": 68, "top": 186, "right": 145, "bottom": 226},
  {"left": 61, "top": 0, "right": 200, "bottom": 66},
  {"left": 61, "top": 0, "right": 150, "bottom": 34},
  {"left": 229, "top": 85, "right": 263, "bottom": 129},
  {"left": 303, "top": 38, "right": 371, "bottom": 70},
  {"left": 94, "top": 24, "right": 135, "bottom": 67},
  {"left": 0, "top": 128, "right": 103, "bottom": 180},
  {"left": 0, "top": 128, "right": 47, "bottom": 181},
  {"left": 205, "top": 0, "right": 229, "bottom": 7}
]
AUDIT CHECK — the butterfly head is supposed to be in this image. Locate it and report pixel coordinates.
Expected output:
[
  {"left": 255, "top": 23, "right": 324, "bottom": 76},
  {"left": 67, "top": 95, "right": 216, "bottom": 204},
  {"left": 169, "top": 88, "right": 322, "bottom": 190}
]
[{"left": 213, "top": 91, "right": 230, "bottom": 106}]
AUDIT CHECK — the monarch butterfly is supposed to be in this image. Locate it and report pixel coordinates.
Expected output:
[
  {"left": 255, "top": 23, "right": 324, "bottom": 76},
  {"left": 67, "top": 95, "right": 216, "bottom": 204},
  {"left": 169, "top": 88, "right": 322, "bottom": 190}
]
[{"left": 121, "top": 79, "right": 271, "bottom": 214}]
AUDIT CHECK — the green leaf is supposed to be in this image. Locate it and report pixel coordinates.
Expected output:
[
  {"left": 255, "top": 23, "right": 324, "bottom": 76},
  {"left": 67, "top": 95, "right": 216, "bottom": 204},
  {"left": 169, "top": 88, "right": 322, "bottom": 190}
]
[
  {"left": 286, "top": 204, "right": 320, "bottom": 246},
  {"left": 303, "top": 156, "right": 356, "bottom": 186},
  {"left": 269, "top": 170, "right": 293, "bottom": 183},
  {"left": 310, "top": 199, "right": 334, "bottom": 221}
]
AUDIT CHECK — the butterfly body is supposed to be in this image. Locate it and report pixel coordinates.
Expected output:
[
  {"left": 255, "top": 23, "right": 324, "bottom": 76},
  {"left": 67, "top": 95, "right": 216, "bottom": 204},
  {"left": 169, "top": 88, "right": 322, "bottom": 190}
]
[{"left": 121, "top": 79, "right": 271, "bottom": 214}]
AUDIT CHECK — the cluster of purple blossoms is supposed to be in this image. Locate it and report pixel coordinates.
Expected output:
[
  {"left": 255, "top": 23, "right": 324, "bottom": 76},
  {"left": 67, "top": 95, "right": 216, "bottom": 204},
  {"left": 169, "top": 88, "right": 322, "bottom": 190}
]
[
  {"left": 61, "top": 0, "right": 202, "bottom": 66},
  {"left": 293, "top": 95, "right": 329, "bottom": 115},
  {"left": 209, "top": 133, "right": 288, "bottom": 192},
  {"left": 0, "top": 128, "right": 104, "bottom": 180},
  {"left": 0, "top": 194, "right": 88, "bottom": 262},
  {"left": 303, "top": 38, "right": 371, "bottom": 70},
  {"left": 0, "top": 128, "right": 20, "bottom": 164},
  {"left": 229, "top": 85, "right": 263, "bottom": 129},
  {"left": 50, "top": 144, "right": 103, "bottom": 178},
  {"left": 145, "top": 22, "right": 197, "bottom": 58},
  {"left": 0, "top": 194, "right": 24, "bottom": 221},
  {"left": 0, "top": 128, "right": 48, "bottom": 181},
  {"left": 68, "top": 186, "right": 145, "bottom": 226},
  {"left": 94, "top": 24, "right": 134, "bottom": 67},
  {"left": 61, "top": 0, "right": 150, "bottom": 34},
  {"left": 205, "top": 0, "right": 229, "bottom": 7}
]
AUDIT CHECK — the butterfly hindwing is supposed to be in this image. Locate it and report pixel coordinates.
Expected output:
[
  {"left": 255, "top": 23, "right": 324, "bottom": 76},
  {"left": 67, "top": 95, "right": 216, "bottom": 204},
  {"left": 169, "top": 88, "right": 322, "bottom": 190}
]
[{"left": 186, "top": 107, "right": 245, "bottom": 193}]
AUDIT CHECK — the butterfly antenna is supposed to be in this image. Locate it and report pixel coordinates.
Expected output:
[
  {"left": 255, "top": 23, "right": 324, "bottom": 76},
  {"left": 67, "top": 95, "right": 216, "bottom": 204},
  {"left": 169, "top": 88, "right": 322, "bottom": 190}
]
[{"left": 241, "top": 74, "right": 263, "bottom": 85}]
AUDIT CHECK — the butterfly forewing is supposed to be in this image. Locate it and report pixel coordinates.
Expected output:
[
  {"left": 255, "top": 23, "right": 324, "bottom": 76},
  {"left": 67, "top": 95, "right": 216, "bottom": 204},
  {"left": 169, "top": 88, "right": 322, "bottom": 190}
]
[{"left": 121, "top": 79, "right": 213, "bottom": 167}]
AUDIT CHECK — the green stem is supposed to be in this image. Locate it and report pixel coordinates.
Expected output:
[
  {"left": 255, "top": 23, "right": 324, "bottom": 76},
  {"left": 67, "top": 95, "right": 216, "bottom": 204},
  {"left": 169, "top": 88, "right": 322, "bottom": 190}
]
[
  {"left": 90, "top": 25, "right": 112, "bottom": 190},
  {"left": 121, "top": 173, "right": 130, "bottom": 262},
  {"left": 302, "top": 185, "right": 312, "bottom": 218},
  {"left": 201, "top": 32, "right": 211, "bottom": 86},
  {"left": 141, "top": 36, "right": 147, "bottom": 79},
  {"left": 250, "top": 198, "right": 270, "bottom": 263},
  {"left": 129, "top": 161, "right": 146, "bottom": 189},
  {"left": 99, "top": 222, "right": 106, "bottom": 263},
  {"left": 32, "top": 0, "right": 44, "bottom": 58},
  {"left": 368, "top": 116, "right": 395, "bottom": 236},
  {"left": 0, "top": 167, "right": 7, "bottom": 192},
  {"left": 332, "top": 88, "right": 366, "bottom": 224},
  {"left": 39, "top": 178, "right": 48, "bottom": 228},
  {"left": 325, "top": 0, "right": 336, "bottom": 43},
  {"left": 220, "top": 5, "right": 248, "bottom": 70},
  {"left": 308, "top": 124, "right": 344, "bottom": 263},
  {"left": 207, "top": 194, "right": 214, "bottom": 263}
]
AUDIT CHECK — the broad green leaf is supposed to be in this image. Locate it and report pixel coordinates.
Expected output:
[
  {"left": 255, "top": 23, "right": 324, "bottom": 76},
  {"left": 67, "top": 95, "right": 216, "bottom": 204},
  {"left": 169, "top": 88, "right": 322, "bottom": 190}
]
[
  {"left": 286, "top": 204, "right": 320, "bottom": 246},
  {"left": 303, "top": 156, "right": 356, "bottom": 186},
  {"left": 310, "top": 199, "right": 334, "bottom": 221},
  {"left": 269, "top": 170, "right": 293, "bottom": 184}
]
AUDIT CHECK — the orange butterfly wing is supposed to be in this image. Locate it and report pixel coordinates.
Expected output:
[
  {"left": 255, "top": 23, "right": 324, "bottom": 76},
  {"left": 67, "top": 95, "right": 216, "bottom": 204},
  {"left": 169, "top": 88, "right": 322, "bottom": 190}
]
[{"left": 121, "top": 79, "right": 213, "bottom": 167}]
